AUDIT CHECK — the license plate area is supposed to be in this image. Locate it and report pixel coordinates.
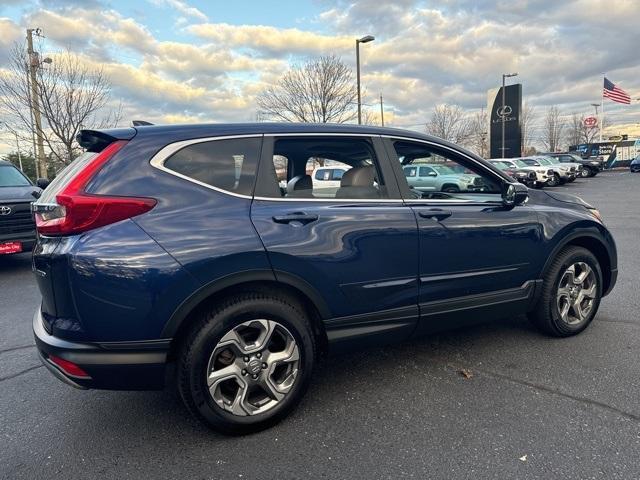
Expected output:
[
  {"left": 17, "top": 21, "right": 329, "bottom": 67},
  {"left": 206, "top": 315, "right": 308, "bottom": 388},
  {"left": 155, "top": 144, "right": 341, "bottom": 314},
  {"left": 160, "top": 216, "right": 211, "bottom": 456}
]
[{"left": 0, "top": 241, "right": 23, "bottom": 254}]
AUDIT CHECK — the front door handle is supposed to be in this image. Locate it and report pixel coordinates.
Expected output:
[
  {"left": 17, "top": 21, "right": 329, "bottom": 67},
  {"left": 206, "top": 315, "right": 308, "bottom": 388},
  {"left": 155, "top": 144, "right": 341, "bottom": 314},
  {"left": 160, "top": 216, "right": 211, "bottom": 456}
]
[
  {"left": 418, "top": 209, "right": 452, "bottom": 221},
  {"left": 272, "top": 212, "right": 319, "bottom": 225}
]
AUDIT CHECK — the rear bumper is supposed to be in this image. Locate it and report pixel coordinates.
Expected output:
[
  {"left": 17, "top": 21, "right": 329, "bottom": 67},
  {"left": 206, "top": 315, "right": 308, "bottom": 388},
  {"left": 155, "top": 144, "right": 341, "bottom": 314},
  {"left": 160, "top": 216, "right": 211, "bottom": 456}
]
[{"left": 33, "top": 308, "right": 170, "bottom": 390}]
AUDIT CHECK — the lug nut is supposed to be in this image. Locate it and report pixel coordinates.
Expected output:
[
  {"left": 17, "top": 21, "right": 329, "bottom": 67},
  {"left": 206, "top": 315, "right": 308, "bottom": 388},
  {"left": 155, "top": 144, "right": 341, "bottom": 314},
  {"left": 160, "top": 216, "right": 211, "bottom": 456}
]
[
  {"left": 252, "top": 374, "right": 258, "bottom": 379},
  {"left": 244, "top": 356, "right": 249, "bottom": 362},
  {"left": 256, "top": 352, "right": 261, "bottom": 358},
  {"left": 262, "top": 363, "right": 267, "bottom": 369},
  {"left": 241, "top": 369, "right": 247, "bottom": 376}
]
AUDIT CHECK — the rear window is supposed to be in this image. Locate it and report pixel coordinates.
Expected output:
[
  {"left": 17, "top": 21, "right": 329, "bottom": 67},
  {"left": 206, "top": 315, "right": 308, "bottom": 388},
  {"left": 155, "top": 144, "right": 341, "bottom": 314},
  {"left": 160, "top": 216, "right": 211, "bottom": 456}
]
[
  {"left": 0, "top": 165, "right": 31, "bottom": 187},
  {"left": 37, "top": 152, "right": 98, "bottom": 204},
  {"left": 163, "top": 137, "right": 261, "bottom": 196}
]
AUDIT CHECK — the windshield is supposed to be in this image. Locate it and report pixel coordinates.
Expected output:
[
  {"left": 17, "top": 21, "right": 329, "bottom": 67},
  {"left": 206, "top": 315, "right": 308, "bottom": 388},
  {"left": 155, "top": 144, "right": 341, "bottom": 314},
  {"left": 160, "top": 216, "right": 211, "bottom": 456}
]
[
  {"left": 537, "top": 158, "right": 553, "bottom": 166},
  {"left": 0, "top": 165, "right": 31, "bottom": 187},
  {"left": 429, "top": 165, "right": 456, "bottom": 175},
  {"left": 491, "top": 161, "right": 508, "bottom": 170},
  {"left": 513, "top": 160, "right": 528, "bottom": 168}
]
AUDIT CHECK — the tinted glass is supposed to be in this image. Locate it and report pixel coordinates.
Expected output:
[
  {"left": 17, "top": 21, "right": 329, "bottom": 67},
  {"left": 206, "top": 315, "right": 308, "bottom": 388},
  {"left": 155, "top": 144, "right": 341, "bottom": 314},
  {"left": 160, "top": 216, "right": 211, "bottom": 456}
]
[
  {"left": 164, "top": 137, "right": 261, "bottom": 196},
  {"left": 263, "top": 137, "right": 387, "bottom": 199},
  {"left": 0, "top": 165, "right": 31, "bottom": 187},
  {"left": 393, "top": 141, "right": 502, "bottom": 200}
]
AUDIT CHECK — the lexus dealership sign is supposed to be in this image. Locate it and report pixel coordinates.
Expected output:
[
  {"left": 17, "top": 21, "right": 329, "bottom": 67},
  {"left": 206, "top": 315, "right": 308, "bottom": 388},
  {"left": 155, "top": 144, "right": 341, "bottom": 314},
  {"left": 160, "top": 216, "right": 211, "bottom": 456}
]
[{"left": 487, "top": 83, "right": 522, "bottom": 158}]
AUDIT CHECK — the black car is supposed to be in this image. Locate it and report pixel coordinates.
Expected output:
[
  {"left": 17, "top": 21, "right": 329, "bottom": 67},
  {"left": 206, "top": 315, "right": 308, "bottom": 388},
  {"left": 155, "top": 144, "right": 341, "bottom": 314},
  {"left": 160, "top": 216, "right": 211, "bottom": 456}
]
[
  {"left": 489, "top": 160, "right": 537, "bottom": 187},
  {"left": 544, "top": 153, "right": 602, "bottom": 178},
  {"left": 0, "top": 160, "right": 43, "bottom": 255},
  {"left": 630, "top": 155, "right": 640, "bottom": 173}
]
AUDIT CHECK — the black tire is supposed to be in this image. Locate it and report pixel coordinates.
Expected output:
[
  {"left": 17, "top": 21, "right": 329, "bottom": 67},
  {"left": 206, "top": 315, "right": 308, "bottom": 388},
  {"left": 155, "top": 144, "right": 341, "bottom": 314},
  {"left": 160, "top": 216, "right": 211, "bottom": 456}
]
[
  {"left": 580, "top": 168, "right": 591, "bottom": 178},
  {"left": 547, "top": 173, "right": 560, "bottom": 187},
  {"left": 177, "top": 291, "right": 316, "bottom": 435},
  {"left": 590, "top": 171, "right": 598, "bottom": 177},
  {"left": 442, "top": 184, "right": 460, "bottom": 193},
  {"left": 528, "top": 246, "right": 603, "bottom": 337}
]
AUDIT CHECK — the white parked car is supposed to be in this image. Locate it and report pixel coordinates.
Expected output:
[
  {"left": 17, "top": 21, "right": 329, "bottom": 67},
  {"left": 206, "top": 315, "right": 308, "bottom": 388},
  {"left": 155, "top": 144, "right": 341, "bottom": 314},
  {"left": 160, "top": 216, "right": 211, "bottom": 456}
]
[
  {"left": 488, "top": 158, "right": 552, "bottom": 188},
  {"left": 311, "top": 166, "right": 350, "bottom": 196}
]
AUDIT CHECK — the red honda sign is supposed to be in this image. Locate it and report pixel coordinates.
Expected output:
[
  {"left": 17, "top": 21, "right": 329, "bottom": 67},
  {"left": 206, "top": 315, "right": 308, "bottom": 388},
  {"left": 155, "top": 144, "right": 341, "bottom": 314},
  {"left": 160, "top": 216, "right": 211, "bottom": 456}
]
[{"left": 583, "top": 116, "right": 598, "bottom": 128}]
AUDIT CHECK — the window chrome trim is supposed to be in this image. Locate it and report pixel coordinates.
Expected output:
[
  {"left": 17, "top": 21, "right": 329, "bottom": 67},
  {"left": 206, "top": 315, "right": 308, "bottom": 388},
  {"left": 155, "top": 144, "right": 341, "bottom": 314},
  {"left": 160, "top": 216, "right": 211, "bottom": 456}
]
[{"left": 148, "top": 131, "right": 511, "bottom": 205}]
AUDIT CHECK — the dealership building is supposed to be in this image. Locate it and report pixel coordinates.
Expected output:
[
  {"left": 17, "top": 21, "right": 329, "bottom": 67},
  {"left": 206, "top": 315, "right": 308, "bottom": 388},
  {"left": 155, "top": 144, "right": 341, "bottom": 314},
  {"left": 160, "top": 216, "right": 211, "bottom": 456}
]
[{"left": 569, "top": 138, "right": 640, "bottom": 168}]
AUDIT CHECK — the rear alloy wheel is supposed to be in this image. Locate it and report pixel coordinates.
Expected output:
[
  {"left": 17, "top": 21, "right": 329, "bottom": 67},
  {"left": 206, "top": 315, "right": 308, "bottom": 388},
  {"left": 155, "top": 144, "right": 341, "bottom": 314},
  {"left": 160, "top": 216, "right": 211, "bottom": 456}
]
[
  {"left": 580, "top": 168, "right": 591, "bottom": 178},
  {"left": 207, "top": 319, "right": 300, "bottom": 417},
  {"left": 528, "top": 246, "right": 602, "bottom": 337},
  {"left": 178, "top": 293, "right": 315, "bottom": 434}
]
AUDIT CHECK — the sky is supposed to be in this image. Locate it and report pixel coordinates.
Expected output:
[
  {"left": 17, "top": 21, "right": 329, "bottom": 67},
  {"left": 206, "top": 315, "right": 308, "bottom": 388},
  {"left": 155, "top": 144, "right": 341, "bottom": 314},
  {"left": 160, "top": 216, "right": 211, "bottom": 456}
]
[{"left": 1, "top": 0, "right": 639, "bottom": 154}]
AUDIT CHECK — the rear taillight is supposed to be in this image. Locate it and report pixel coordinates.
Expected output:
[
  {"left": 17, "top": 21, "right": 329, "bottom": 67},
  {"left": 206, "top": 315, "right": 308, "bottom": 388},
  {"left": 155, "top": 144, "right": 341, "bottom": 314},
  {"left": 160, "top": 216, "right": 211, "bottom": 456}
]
[{"left": 34, "top": 141, "right": 156, "bottom": 236}]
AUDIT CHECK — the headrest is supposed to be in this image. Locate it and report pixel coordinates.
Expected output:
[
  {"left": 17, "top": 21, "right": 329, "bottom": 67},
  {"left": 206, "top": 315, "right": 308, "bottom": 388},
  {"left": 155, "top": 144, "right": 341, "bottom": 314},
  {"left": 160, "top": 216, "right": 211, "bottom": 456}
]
[
  {"left": 287, "top": 174, "right": 313, "bottom": 194},
  {"left": 340, "top": 166, "right": 375, "bottom": 187}
]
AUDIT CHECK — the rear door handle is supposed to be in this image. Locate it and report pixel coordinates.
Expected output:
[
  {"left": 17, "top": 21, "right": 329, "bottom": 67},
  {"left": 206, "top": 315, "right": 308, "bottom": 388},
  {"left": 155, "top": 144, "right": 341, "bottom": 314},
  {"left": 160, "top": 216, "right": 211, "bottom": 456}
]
[
  {"left": 272, "top": 212, "right": 319, "bottom": 225},
  {"left": 418, "top": 209, "right": 452, "bottom": 221}
]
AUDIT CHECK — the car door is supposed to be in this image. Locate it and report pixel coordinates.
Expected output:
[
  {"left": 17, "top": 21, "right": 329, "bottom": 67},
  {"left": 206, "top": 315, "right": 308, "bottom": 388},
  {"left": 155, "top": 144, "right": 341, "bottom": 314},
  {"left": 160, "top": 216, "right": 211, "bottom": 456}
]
[
  {"left": 251, "top": 134, "right": 420, "bottom": 347},
  {"left": 384, "top": 137, "right": 544, "bottom": 334}
]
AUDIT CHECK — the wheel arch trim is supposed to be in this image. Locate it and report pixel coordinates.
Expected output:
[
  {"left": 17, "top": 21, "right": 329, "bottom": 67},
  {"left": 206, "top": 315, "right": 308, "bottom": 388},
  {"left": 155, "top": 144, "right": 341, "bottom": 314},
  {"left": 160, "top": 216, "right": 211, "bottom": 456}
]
[
  {"left": 541, "top": 228, "right": 615, "bottom": 294},
  {"left": 160, "top": 269, "right": 332, "bottom": 339}
]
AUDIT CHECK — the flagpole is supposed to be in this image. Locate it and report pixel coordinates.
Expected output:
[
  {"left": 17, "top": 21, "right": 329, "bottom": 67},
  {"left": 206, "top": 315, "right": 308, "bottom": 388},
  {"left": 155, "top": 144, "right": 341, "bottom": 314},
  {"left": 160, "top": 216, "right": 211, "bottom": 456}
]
[{"left": 599, "top": 74, "right": 604, "bottom": 143}]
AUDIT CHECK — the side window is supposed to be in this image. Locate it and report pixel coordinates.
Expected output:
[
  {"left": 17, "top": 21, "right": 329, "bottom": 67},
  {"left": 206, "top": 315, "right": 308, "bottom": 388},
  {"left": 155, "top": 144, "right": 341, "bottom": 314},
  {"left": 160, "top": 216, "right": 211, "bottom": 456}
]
[
  {"left": 393, "top": 140, "right": 502, "bottom": 200},
  {"left": 419, "top": 166, "right": 434, "bottom": 177},
  {"left": 263, "top": 137, "right": 389, "bottom": 199},
  {"left": 163, "top": 137, "right": 261, "bottom": 196},
  {"left": 314, "top": 169, "right": 329, "bottom": 181}
]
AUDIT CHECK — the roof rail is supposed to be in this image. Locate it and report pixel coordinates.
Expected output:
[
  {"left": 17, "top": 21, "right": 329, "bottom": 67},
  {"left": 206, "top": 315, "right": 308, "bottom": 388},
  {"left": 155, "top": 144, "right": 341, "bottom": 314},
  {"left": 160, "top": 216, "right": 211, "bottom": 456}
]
[{"left": 132, "top": 120, "right": 154, "bottom": 126}]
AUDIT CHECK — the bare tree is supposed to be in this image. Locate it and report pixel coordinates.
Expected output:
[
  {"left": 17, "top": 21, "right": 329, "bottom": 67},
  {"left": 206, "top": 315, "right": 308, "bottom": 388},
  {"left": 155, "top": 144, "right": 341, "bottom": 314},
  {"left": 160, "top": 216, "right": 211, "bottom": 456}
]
[
  {"left": 467, "top": 108, "right": 488, "bottom": 158},
  {"left": 542, "top": 105, "right": 565, "bottom": 152},
  {"left": 257, "top": 55, "right": 357, "bottom": 123},
  {"left": 0, "top": 42, "right": 120, "bottom": 171},
  {"left": 425, "top": 104, "right": 473, "bottom": 145},
  {"left": 520, "top": 101, "right": 536, "bottom": 155}
]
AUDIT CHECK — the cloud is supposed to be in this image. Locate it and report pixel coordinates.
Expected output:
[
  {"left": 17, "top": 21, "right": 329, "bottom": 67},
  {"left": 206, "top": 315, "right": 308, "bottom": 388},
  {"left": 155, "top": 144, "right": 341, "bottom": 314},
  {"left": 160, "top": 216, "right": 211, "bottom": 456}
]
[
  {"left": 148, "top": 0, "right": 208, "bottom": 22},
  {"left": 188, "top": 23, "right": 353, "bottom": 56}
]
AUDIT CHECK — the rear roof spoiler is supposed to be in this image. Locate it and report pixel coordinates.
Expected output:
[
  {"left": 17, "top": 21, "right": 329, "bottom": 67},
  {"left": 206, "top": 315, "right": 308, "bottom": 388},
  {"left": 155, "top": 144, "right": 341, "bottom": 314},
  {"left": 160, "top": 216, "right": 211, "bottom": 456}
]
[{"left": 77, "top": 128, "right": 137, "bottom": 152}]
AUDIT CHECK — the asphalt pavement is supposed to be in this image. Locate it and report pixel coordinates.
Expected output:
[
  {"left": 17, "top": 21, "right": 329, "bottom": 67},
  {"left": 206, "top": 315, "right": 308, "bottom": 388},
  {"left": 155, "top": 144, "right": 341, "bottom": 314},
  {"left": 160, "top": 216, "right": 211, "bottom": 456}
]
[{"left": 1, "top": 171, "right": 639, "bottom": 479}]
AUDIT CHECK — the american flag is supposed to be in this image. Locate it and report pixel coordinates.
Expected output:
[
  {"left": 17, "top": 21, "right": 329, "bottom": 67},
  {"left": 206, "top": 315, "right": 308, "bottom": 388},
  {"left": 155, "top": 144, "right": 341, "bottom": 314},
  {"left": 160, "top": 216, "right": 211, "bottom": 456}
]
[{"left": 603, "top": 77, "right": 631, "bottom": 104}]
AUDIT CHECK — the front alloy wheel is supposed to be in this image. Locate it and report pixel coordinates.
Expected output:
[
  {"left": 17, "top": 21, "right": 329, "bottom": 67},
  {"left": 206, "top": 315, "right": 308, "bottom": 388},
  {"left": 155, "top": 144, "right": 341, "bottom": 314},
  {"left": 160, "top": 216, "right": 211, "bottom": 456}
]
[
  {"left": 528, "top": 246, "right": 602, "bottom": 337},
  {"left": 580, "top": 168, "right": 590, "bottom": 178},
  {"left": 556, "top": 262, "right": 597, "bottom": 325},
  {"left": 207, "top": 319, "right": 300, "bottom": 416}
]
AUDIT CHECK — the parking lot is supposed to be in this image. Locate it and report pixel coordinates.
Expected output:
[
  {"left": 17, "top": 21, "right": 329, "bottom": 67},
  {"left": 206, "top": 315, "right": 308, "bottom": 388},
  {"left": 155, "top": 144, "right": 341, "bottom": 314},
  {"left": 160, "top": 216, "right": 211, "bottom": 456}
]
[{"left": 1, "top": 170, "right": 639, "bottom": 479}]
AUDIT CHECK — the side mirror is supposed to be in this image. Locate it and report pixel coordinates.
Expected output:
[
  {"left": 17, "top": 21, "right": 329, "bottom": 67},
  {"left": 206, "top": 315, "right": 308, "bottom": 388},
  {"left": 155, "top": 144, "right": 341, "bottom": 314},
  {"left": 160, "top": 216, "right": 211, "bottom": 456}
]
[
  {"left": 502, "top": 182, "right": 528, "bottom": 207},
  {"left": 36, "top": 178, "right": 50, "bottom": 189},
  {"left": 427, "top": 171, "right": 437, "bottom": 177}
]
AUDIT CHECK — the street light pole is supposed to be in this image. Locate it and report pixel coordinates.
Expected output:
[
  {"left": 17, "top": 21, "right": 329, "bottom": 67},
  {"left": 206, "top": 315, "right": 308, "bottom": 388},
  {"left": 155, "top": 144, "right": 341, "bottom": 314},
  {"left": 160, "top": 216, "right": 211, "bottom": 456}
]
[
  {"left": 501, "top": 72, "right": 518, "bottom": 158},
  {"left": 356, "top": 35, "right": 374, "bottom": 125},
  {"left": 379, "top": 93, "right": 384, "bottom": 127}
]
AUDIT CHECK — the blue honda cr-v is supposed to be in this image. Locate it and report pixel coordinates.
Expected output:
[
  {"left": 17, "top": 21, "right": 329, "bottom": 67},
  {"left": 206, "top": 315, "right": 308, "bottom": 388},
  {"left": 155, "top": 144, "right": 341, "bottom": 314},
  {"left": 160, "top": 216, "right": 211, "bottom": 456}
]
[{"left": 32, "top": 123, "right": 617, "bottom": 434}]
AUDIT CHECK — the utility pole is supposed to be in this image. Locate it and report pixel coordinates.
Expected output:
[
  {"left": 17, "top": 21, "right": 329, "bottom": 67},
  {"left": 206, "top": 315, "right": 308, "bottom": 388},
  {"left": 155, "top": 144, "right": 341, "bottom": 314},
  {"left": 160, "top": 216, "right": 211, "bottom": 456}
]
[
  {"left": 379, "top": 93, "right": 384, "bottom": 127},
  {"left": 26, "top": 28, "right": 47, "bottom": 180}
]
